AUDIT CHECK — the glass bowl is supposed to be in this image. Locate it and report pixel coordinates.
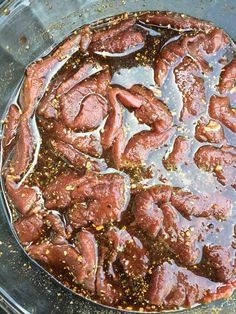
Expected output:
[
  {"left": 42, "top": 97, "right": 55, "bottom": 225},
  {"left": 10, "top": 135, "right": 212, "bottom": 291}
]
[{"left": 0, "top": 0, "right": 235, "bottom": 313}]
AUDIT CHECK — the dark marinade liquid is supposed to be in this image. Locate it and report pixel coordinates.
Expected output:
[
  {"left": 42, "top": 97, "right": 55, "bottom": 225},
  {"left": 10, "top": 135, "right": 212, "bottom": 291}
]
[{"left": 1, "top": 12, "right": 236, "bottom": 312}]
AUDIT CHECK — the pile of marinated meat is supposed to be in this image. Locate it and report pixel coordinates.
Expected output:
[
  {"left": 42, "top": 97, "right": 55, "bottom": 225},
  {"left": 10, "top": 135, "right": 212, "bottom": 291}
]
[{"left": 1, "top": 11, "right": 236, "bottom": 311}]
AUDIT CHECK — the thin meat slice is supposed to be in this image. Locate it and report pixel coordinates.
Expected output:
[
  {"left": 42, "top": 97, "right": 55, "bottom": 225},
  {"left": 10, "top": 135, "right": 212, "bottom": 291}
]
[
  {"left": 103, "top": 85, "right": 173, "bottom": 166},
  {"left": 163, "top": 136, "right": 190, "bottom": 170},
  {"left": 112, "top": 128, "right": 126, "bottom": 166},
  {"left": 203, "top": 245, "right": 235, "bottom": 282},
  {"left": 76, "top": 230, "right": 98, "bottom": 292},
  {"left": 79, "top": 25, "right": 92, "bottom": 52},
  {"left": 38, "top": 119, "right": 102, "bottom": 157},
  {"left": 37, "top": 61, "right": 98, "bottom": 120},
  {"left": 43, "top": 170, "right": 82, "bottom": 210},
  {"left": 96, "top": 266, "right": 123, "bottom": 305},
  {"left": 14, "top": 214, "right": 44, "bottom": 245},
  {"left": 195, "top": 118, "right": 225, "bottom": 143},
  {"left": 60, "top": 70, "right": 110, "bottom": 130},
  {"left": 50, "top": 139, "right": 107, "bottom": 172},
  {"left": 8, "top": 119, "right": 33, "bottom": 180},
  {"left": 154, "top": 39, "right": 185, "bottom": 86},
  {"left": 96, "top": 247, "right": 124, "bottom": 305},
  {"left": 101, "top": 87, "right": 124, "bottom": 150},
  {"left": 174, "top": 56, "right": 206, "bottom": 121},
  {"left": 91, "top": 30, "right": 144, "bottom": 53},
  {"left": 122, "top": 128, "right": 174, "bottom": 165},
  {"left": 73, "top": 94, "right": 108, "bottom": 131},
  {"left": 20, "top": 58, "right": 58, "bottom": 116},
  {"left": 6, "top": 28, "right": 89, "bottom": 186},
  {"left": 133, "top": 185, "right": 173, "bottom": 238},
  {"left": 90, "top": 17, "right": 145, "bottom": 53},
  {"left": 215, "top": 165, "right": 236, "bottom": 189},
  {"left": 2, "top": 104, "right": 21, "bottom": 161},
  {"left": 56, "top": 62, "right": 102, "bottom": 96},
  {"left": 5, "top": 180, "right": 40, "bottom": 215},
  {"left": 28, "top": 243, "right": 86, "bottom": 284},
  {"left": 218, "top": 59, "right": 236, "bottom": 95},
  {"left": 105, "top": 227, "right": 149, "bottom": 278},
  {"left": 44, "top": 171, "right": 128, "bottom": 227},
  {"left": 139, "top": 12, "right": 214, "bottom": 31},
  {"left": 129, "top": 85, "right": 173, "bottom": 132},
  {"left": 101, "top": 86, "right": 143, "bottom": 151},
  {"left": 45, "top": 213, "right": 68, "bottom": 244},
  {"left": 194, "top": 145, "right": 236, "bottom": 187},
  {"left": 68, "top": 173, "right": 128, "bottom": 227},
  {"left": 160, "top": 203, "right": 206, "bottom": 265},
  {"left": 147, "top": 260, "right": 235, "bottom": 308},
  {"left": 170, "top": 190, "right": 232, "bottom": 220},
  {"left": 209, "top": 95, "right": 236, "bottom": 133},
  {"left": 91, "top": 18, "right": 137, "bottom": 43},
  {"left": 194, "top": 145, "right": 236, "bottom": 171},
  {"left": 21, "top": 29, "right": 85, "bottom": 114},
  {"left": 204, "top": 28, "right": 229, "bottom": 54},
  {"left": 37, "top": 72, "right": 67, "bottom": 120}
]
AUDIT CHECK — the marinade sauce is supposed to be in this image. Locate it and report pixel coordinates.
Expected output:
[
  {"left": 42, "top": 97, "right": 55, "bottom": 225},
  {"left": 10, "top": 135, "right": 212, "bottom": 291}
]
[{"left": 1, "top": 11, "right": 236, "bottom": 312}]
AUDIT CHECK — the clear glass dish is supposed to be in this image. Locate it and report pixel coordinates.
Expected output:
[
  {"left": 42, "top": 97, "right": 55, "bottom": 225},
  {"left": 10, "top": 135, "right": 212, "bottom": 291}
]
[{"left": 0, "top": 0, "right": 235, "bottom": 313}]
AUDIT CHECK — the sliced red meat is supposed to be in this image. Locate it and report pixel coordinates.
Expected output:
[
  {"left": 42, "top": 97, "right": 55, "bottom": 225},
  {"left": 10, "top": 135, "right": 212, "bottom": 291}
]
[
  {"left": 76, "top": 230, "right": 98, "bottom": 292},
  {"left": 122, "top": 128, "right": 174, "bottom": 165},
  {"left": 171, "top": 190, "right": 232, "bottom": 220},
  {"left": 91, "top": 30, "right": 144, "bottom": 53},
  {"left": 195, "top": 118, "right": 225, "bottom": 143},
  {"left": 60, "top": 70, "right": 110, "bottom": 130},
  {"left": 45, "top": 213, "right": 68, "bottom": 244},
  {"left": 139, "top": 12, "right": 214, "bottom": 31},
  {"left": 105, "top": 227, "right": 149, "bottom": 278},
  {"left": 163, "top": 136, "right": 190, "bottom": 170},
  {"left": 147, "top": 260, "right": 235, "bottom": 307},
  {"left": 160, "top": 203, "right": 206, "bottom": 265},
  {"left": 37, "top": 72, "right": 65, "bottom": 120},
  {"left": 91, "top": 18, "right": 137, "bottom": 43},
  {"left": 174, "top": 56, "right": 206, "bottom": 121},
  {"left": 134, "top": 185, "right": 231, "bottom": 264},
  {"left": 14, "top": 214, "right": 44, "bottom": 245},
  {"left": 96, "top": 262, "right": 123, "bottom": 305},
  {"left": 215, "top": 166, "right": 236, "bottom": 189},
  {"left": 194, "top": 145, "right": 236, "bottom": 171},
  {"left": 101, "top": 87, "right": 124, "bottom": 150},
  {"left": 44, "top": 171, "right": 128, "bottom": 227},
  {"left": 209, "top": 95, "right": 236, "bottom": 133},
  {"left": 57, "top": 62, "right": 101, "bottom": 96},
  {"left": 73, "top": 94, "right": 108, "bottom": 131},
  {"left": 90, "top": 17, "right": 144, "bottom": 53},
  {"left": 21, "top": 29, "right": 86, "bottom": 114},
  {"left": 43, "top": 170, "right": 82, "bottom": 210},
  {"left": 194, "top": 145, "right": 236, "bottom": 187},
  {"left": 2, "top": 104, "right": 20, "bottom": 161},
  {"left": 218, "top": 59, "right": 236, "bottom": 95},
  {"left": 103, "top": 85, "right": 173, "bottom": 166},
  {"left": 154, "top": 39, "right": 185, "bottom": 86},
  {"left": 203, "top": 245, "right": 235, "bottom": 282},
  {"left": 5, "top": 180, "right": 40, "bottom": 215},
  {"left": 130, "top": 85, "right": 172, "bottom": 132},
  {"left": 204, "top": 28, "right": 229, "bottom": 54},
  {"left": 28, "top": 243, "right": 86, "bottom": 284},
  {"left": 133, "top": 185, "right": 172, "bottom": 237},
  {"left": 68, "top": 173, "right": 128, "bottom": 227},
  {"left": 50, "top": 139, "right": 107, "bottom": 172},
  {"left": 38, "top": 119, "right": 102, "bottom": 158},
  {"left": 5, "top": 28, "right": 90, "bottom": 191}
]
